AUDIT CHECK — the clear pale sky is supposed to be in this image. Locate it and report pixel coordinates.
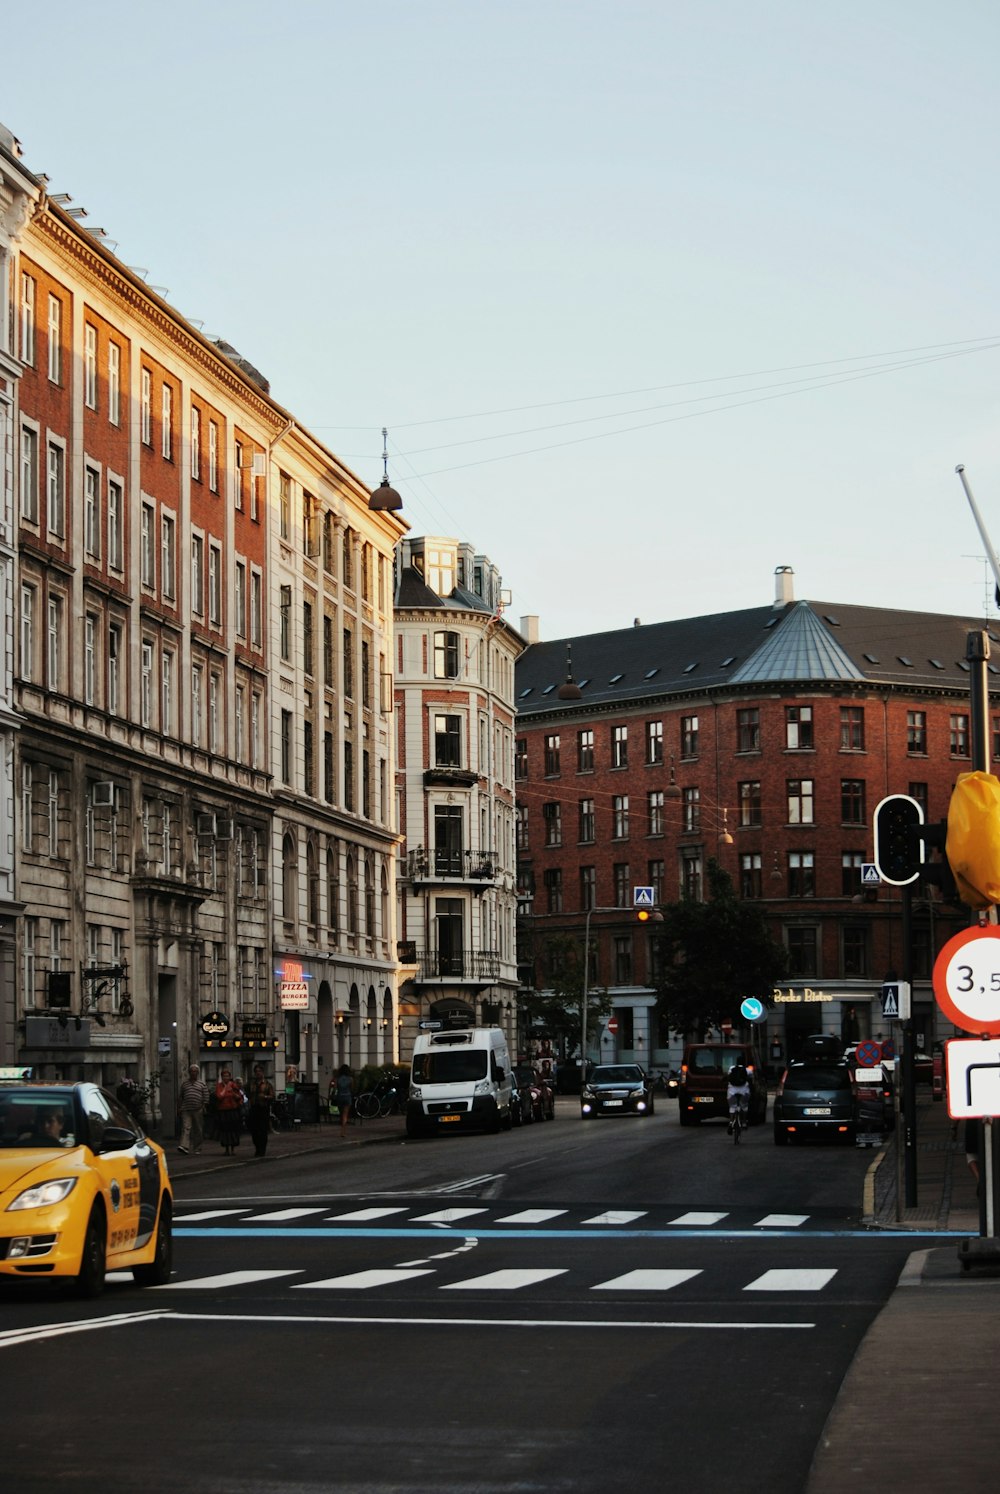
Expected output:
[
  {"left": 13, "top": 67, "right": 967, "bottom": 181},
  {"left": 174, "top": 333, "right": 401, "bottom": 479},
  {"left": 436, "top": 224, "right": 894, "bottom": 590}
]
[{"left": 5, "top": 1, "right": 1000, "bottom": 639}]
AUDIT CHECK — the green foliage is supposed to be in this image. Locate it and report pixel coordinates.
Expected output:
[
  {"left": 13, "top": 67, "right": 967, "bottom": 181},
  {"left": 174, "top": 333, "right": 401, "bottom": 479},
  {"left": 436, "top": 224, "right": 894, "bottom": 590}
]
[
  {"left": 654, "top": 860, "right": 787, "bottom": 1039},
  {"left": 522, "top": 932, "right": 612, "bottom": 1056}
]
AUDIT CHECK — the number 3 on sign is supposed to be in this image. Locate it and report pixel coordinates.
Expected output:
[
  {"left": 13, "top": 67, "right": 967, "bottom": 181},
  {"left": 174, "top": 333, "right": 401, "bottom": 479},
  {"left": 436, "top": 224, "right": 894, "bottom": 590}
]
[{"left": 932, "top": 925, "right": 1000, "bottom": 1035}]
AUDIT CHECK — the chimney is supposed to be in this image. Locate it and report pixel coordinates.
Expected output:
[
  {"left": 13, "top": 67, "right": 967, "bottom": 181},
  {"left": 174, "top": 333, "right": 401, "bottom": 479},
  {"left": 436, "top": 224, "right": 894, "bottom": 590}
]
[
  {"left": 519, "top": 614, "right": 540, "bottom": 645},
  {"left": 773, "top": 565, "right": 795, "bottom": 610}
]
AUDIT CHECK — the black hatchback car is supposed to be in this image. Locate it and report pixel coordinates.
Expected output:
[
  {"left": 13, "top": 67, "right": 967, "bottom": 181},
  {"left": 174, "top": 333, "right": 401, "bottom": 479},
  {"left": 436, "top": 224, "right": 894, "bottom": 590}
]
[
  {"left": 581, "top": 1064, "right": 654, "bottom": 1119},
  {"left": 773, "top": 1061, "right": 855, "bottom": 1145}
]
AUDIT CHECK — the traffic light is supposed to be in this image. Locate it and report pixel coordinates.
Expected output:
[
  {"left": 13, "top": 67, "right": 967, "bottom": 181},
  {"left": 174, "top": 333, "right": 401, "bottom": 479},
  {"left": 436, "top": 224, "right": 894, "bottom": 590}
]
[
  {"left": 636, "top": 908, "right": 664, "bottom": 925},
  {"left": 873, "top": 794, "right": 924, "bottom": 886}
]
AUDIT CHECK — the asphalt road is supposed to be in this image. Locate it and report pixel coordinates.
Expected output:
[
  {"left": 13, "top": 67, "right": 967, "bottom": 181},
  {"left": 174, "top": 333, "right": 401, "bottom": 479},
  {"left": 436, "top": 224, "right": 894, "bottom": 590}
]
[{"left": 1, "top": 1106, "right": 932, "bottom": 1493}]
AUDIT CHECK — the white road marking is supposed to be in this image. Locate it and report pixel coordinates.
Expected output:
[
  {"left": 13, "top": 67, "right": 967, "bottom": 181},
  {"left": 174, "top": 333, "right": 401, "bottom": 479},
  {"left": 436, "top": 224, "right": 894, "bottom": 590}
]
[
  {"left": 493, "top": 1209, "right": 567, "bottom": 1224},
  {"left": 325, "top": 1206, "right": 411, "bottom": 1221},
  {"left": 156, "top": 1269, "right": 303, "bottom": 1290},
  {"left": 442, "top": 1268, "right": 568, "bottom": 1291},
  {"left": 668, "top": 1211, "right": 728, "bottom": 1226},
  {"left": 410, "top": 1207, "right": 490, "bottom": 1223},
  {"left": 166, "top": 1310, "right": 815, "bottom": 1331},
  {"left": 744, "top": 1268, "right": 837, "bottom": 1292},
  {"left": 592, "top": 1269, "right": 703, "bottom": 1291},
  {"left": 582, "top": 1210, "right": 647, "bottom": 1225},
  {"left": 241, "top": 1207, "right": 328, "bottom": 1222},
  {"left": 754, "top": 1214, "right": 809, "bottom": 1229},
  {"left": 296, "top": 1268, "right": 435, "bottom": 1289},
  {"left": 0, "top": 1310, "right": 171, "bottom": 1348},
  {"left": 175, "top": 1209, "right": 251, "bottom": 1222}
]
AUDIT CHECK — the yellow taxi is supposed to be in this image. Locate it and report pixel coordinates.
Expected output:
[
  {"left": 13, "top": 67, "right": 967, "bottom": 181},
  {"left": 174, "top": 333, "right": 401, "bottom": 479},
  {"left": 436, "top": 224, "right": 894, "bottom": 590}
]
[{"left": 0, "top": 1081, "right": 173, "bottom": 1296}]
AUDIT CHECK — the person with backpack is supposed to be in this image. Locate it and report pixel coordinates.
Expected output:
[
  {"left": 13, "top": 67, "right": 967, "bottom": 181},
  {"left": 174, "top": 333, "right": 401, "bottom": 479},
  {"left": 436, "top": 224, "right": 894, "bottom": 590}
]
[{"left": 727, "top": 1057, "right": 751, "bottom": 1133}]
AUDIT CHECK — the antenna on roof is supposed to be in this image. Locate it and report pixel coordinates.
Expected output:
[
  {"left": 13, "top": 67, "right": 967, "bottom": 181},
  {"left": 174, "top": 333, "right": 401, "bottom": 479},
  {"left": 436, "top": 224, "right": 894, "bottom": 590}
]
[{"left": 956, "top": 465, "right": 1000, "bottom": 609}]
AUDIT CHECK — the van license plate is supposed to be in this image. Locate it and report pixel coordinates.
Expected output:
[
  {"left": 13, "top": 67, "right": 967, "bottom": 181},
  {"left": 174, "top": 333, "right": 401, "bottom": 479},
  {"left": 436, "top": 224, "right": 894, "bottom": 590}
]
[{"left": 804, "top": 1106, "right": 831, "bottom": 1116}]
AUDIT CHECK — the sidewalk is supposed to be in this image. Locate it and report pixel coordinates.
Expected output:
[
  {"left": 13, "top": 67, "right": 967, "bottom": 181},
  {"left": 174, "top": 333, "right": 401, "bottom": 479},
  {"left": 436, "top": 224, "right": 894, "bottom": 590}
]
[
  {"left": 809, "top": 1091, "right": 1000, "bottom": 1492},
  {"left": 166, "top": 1109, "right": 405, "bottom": 1178}
]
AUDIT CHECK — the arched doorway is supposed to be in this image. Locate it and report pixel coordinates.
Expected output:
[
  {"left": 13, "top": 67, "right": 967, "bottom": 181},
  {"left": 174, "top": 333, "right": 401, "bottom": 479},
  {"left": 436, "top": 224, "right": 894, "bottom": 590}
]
[{"left": 317, "top": 982, "right": 334, "bottom": 1090}]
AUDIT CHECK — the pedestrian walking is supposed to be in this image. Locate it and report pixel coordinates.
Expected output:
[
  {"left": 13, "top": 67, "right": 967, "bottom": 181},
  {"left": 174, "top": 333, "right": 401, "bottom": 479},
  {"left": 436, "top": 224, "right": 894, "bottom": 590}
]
[
  {"left": 177, "top": 1063, "right": 210, "bottom": 1154},
  {"left": 248, "top": 1063, "right": 276, "bottom": 1157},
  {"left": 333, "top": 1064, "right": 354, "bottom": 1138},
  {"left": 215, "top": 1067, "right": 243, "bottom": 1155}
]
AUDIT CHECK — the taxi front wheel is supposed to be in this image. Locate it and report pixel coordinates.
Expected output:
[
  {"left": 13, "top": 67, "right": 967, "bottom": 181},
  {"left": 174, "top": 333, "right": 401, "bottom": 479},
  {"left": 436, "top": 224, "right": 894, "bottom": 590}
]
[{"left": 74, "top": 1206, "right": 107, "bottom": 1298}]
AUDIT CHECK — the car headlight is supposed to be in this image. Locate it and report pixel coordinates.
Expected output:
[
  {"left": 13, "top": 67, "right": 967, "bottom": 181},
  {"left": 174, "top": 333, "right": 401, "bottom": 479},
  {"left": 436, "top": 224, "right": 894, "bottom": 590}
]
[
  {"left": 474, "top": 1079, "right": 492, "bottom": 1096},
  {"left": 8, "top": 1177, "right": 78, "bottom": 1211},
  {"left": 582, "top": 1086, "right": 596, "bottom": 1099}
]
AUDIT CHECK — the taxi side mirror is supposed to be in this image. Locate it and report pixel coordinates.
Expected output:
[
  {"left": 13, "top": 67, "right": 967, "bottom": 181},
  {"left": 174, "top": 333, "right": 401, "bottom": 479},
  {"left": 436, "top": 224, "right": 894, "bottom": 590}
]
[{"left": 99, "top": 1125, "right": 138, "bottom": 1153}]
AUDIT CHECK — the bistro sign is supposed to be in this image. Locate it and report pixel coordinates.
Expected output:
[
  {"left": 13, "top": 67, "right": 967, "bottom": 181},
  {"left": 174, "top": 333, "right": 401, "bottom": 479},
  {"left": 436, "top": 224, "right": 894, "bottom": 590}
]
[{"left": 772, "top": 987, "right": 836, "bottom": 1004}]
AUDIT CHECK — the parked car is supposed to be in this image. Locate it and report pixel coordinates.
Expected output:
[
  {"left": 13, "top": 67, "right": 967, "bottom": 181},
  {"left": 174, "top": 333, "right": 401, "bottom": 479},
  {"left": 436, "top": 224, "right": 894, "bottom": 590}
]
[
  {"left": 773, "top": 1061, "right": 856, "bottom": 1145},
  {"left": 581, "top": 1064, "right": 654, "bottom": 1118},
  {"left": 677, "top": 1042, "right": 767, "bottom": 1126},
  {"left": 0, "top": 1080, "right": 173, "bottom": 1295},
  {"left": 851, "top": 1061, "right": 895, "bottom": 1131}
]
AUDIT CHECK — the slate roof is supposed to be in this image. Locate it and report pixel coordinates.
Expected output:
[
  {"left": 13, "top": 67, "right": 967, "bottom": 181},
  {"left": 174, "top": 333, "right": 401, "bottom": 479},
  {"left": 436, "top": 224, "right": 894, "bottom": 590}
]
[
  {"left": 515, "top": 598, "right": 1000, "bottom": 717},
  {"left": 395, "top": 568, "right": 496, "bottom": 615}
]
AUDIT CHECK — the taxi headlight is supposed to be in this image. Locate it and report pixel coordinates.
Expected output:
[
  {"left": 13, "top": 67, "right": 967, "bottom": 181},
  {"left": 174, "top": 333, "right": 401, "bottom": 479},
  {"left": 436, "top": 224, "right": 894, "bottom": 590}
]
[{"left": 8, "top": 1177, "right": 78, "bottom": 1211}]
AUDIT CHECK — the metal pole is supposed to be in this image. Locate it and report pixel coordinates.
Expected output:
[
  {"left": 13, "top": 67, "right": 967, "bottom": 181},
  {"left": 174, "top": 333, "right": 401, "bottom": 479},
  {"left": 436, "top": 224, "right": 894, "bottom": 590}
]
[
  {"left": 581, "top": 906, "right": 593, "bottom": 1071},
  {"left": 902, "top": 884, "right": 917, "bottom": 1207}
]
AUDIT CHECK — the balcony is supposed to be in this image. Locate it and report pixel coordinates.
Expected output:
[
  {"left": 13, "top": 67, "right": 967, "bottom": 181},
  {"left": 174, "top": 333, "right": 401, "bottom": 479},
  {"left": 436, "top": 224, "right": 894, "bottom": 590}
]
[
  {"left": 412, "top": 949, "right": 501, "bottom": 987},
  {"left": 423, "top": 766, "right": 478, "bottom": 788},
  {"left": 406, "top": 848, "right": 499, "bottom": 888}
]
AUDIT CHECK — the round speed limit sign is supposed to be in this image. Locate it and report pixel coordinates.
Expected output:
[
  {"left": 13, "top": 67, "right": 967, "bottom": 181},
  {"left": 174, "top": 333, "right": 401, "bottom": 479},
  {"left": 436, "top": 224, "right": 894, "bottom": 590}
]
[{"left": 932, "top": 925, "right": 1000, "bottom": 1035}]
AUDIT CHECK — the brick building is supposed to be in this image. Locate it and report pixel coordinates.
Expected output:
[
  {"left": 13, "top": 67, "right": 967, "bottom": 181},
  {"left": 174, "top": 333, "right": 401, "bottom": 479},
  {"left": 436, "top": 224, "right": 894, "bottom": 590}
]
[{"left": 514, "top": 566, "right": 984, "bottom": 1068}]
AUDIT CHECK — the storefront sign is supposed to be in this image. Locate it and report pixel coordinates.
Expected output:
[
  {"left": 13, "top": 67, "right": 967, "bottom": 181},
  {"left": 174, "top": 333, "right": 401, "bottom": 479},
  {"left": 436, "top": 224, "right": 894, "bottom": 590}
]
[
  {"left": 25, "top": 1016, "right": 91, "bottom": 1047},
  {"left": 199, "top": 1010, "right": 230, "bottom": 1039},
  {"left": 242, "top": 1019, "right": 268, "bottom": 1043},
  {"left": 771, "top": 987, "right": 836, "bottom": 1004}
]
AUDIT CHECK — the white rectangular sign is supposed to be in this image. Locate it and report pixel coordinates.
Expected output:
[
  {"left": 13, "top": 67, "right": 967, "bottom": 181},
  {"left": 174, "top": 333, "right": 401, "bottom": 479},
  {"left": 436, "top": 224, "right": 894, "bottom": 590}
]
[
  {"left": 280, "top": 980, "right": 310, "bottom": 1010},
  {"left": 946, "top": 1038, "right": 1000, "bottom": 1119}
]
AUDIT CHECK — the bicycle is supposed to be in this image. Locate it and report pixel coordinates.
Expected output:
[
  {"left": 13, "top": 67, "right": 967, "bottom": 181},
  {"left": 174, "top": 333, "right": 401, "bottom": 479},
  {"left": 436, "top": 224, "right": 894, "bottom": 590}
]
[
  {"left": 354, "top": 1072, "right": 405, "bottom": 1120},
  {"left": 728, "top": 1098, "right": 749, "bottom": 1144}
]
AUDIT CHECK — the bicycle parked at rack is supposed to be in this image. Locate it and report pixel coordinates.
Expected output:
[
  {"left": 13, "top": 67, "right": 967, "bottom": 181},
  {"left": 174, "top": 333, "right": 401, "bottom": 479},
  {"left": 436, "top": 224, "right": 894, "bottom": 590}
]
[{"left": 354, "top": 1070, "right": 405, "bottom": 1120}]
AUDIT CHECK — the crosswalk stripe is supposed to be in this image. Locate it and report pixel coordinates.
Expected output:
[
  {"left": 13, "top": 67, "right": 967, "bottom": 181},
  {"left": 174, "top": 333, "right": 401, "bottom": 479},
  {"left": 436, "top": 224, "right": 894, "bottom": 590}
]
[
  {"left": 442, "top": 1268, "right": 568, "bottom": 1291},
  {"left": 296, "top": 1269, "right": 435, "bottom": 1289},
  {"left": 582, "top": 1210, "right": 647, "bottom": 1225},
  {"left": 157, "top": 1270, "right": 303, "bottom": 1290},
  {"left": 410, "top": 1207, "right": 490, "bottom": 1223},
  {"left": 494, "top": 1209, "right": 567, "bottom": 1224},
  {"left": 744, "top": 1269, "right": 837, "bottom": 1292},
  {"left": 325, "top": 1207, "right": 411, "bottom": 1221},
  {"left": 592, "top": 1269, "right": 702, "bottom": 1291},
  {"left": 754, "top": 1214, "right": 808, "bottom": 1229},
  {"left": 175, "top": 1209, "right": 250, "bottom": 1222},
  {"left": 668, "top": 1211, "right": 728, "bottom": 1226},
  {"left": 243, "top": 1208, "right": 328, "bottom": 1222}
]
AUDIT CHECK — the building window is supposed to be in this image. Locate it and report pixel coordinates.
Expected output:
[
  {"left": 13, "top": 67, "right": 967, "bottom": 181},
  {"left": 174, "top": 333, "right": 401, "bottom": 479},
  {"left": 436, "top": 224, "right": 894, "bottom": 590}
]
[
  {"left": 785, "top": 705, "right": 814, "bottom": 750},
  {"left": 108, "top": 342, "right": 121, "bottom": 425},
  {"left": 161, "top": 514, "right": 176, "bottom": 600},
  {"left": 23, "top": 917, "right": 37, "bottom": 1008},
  {"left": 907, "top": 710, "right": 927, "bottom": 754},
  {"left": 613, "top": 863, "right": 630, "bottom": 907},
  {"left": 435, "top": 714, "right": 462, "bottom": 767},
  {"left": 580, "top": 865, "right": 596, "bottom": 911},
  {"left": 47, "top": 294, "right": 62, "bottom": 383},
  {"left": 680, "top": 714, "right": 699, "bottom": 757},
  {"left": 234, "top": 560, "right": 248, "bottom": 640},
  {"left": 515, "top": 804, "right": 528, "bottom": 852},
  {"left": 515, "top": 739, "right": 527, "bottom": 779},
  {"left": 840, "top": 706, "right": 865, "bottom": 751},
  {"left": 20, "top": 425, "right": 38, "bottom": 522},
  {"left": 544, "top": 867, "right": 563, "bottom": 914},
  {"left": 648, "top": 790, "right": 664, "bottom": 836},
  {"left": 108, "top": 624, "right": 121, "bottom": 715},
  {"left": 280, "top": 710, "right": 293, "bottom": 785},
  {"left": 191, "top": 535, "right": 204, "bottom": 616},
  {"left": 343, "top": 627, "right": 354, "bottom": 697},
  {"left": 46, "top": 442, "right": 65, "bottom": 537},
  {"left": 612, "top": 724, "right": 628, "bottom": 768},
  {"left": 842, "top": 850, "right": 864, "bottom": 896},
  {"left": 787, "top": 778, "right": 814, "bottom": 824},
  {"left": 841, "top": 779, "right": 865, "bottom": 825},
  {"left": 578, "top": 798, "right": 595, "bottom": 843},
  {"left": 208, "top": 421, "right": 219, "bottom": 491},
  {"left": 162, "top": 384, "right": 173, "bottom": 460},
  {"left": 141, "top": 641, "right": 153, "bottom": 728},
  {"left": 737, "top": 707, "right": 760, "bottom": 753},
  {"left": 141, "top": 503, "right": 155, "bottom": 587},
  {"left": 344, "top": 739, "right": 354, "bottom": 810},
  {"left": 47, "top": 595, "right": 62, "bottom": 690},
  {"left": 191, "top": 664, "right": 202, "bottom": 744},
  {"left": 543, "top": 802, "right": 562, "bottom": 847},
  {"left": 208, "top": 543, "right": 222, "bottom": 625},
  {"left": 84, "top": 466, "right": 101, "bottom": 558},
  {"left": 279, "top": 471, "right": 291, "bottom": 539},
  {"left": 681, "top": 847, "right": 702, "bottom": 901},
  {"left": 48, "top": 772, "right": 60, "bottom": 858},
  {"left": 84, "top": 325, "right": 98, "bottom": 408},
  {"left": 209, "top": 674, "right": 220, "bottom": 753},
  {"left": 141, "top": 368, "right": 152, "bottom": 444},
  {"left": 614, "top": 936, "right": 633, "bottom": 985},
  {"left": 682, "top": 785, "right": 700, "bottom": 833},
  {"left": 738, "top": 780, "right": 761, "bottom": 827},
  {"left": 577, "top": 728, "right": 594, "bottom": 772},
  {"left": 843, "top": 926, "right": 869, "bottom": 978},
  {"left": 20, "top": 272, "right": 35, "bottom": 365},
  {"left": 433, "top": 630, "right": 460, "bottom": 679},
  {"left": 84, "top": 614, "right": 96, "bottom": 705},
  {"left": 612, "top": 795, "right": 630, "bottom": 839},
  {"left": 950, "top": 713, "right": 970, "bottom": 757},
  {"left": 740, "top": 852, "right": 762, "bottom": 899},
  {"left": 107, "top": 479, "right": 123, "bottom": 570},
  {"left": 787, "top": 926, "right": 818, "bottom": 978},
  {"left": 544, "top": 733, "right": 561, "bottom": 776},
  {"left": 788, "top": 850, "right": 815, "bottom": 897},
  {"left": 20, "top": 584, "right": 35, "bottom": 683},
  {"left": 646, "top": 720, "right": 663, "bottom": 764},
  {"left": 162, "top": 651, "right": 174, "bottom": 735}
]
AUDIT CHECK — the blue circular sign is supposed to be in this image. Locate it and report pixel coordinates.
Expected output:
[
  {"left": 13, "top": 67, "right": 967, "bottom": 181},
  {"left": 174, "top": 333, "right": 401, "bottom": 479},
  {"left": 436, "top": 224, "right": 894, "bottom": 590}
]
[{"left": 741, "top": 997, "right": 765, "bottom": 1022}]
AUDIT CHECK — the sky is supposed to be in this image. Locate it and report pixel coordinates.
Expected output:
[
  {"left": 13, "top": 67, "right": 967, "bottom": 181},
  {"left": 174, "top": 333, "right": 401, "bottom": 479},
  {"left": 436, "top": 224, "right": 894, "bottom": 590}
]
[{"left": 5, "top": 0, "right": 1000, "bottom": 641}]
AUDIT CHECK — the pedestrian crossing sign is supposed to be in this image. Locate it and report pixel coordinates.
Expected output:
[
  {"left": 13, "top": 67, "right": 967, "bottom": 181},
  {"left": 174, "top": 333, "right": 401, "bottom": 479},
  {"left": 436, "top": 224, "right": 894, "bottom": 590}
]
[
  {"left": 861, "top": 863, "right": 881, "bottom": 886},
  {"left": 633, "top": 886, "right": 655, "bottom": 907}
]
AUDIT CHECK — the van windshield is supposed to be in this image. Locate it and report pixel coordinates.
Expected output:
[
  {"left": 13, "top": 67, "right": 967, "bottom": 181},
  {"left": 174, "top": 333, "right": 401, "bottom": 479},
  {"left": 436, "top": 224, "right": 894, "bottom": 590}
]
[{"left": 413, "top": 1051, "right": 488, "bottom": 1084}]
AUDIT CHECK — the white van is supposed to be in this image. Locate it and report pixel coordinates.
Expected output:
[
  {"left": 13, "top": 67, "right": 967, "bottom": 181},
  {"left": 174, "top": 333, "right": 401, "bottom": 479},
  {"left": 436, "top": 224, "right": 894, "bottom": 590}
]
[{"left": 406, "top": 1024, "right": 513, "bottom": 1138}]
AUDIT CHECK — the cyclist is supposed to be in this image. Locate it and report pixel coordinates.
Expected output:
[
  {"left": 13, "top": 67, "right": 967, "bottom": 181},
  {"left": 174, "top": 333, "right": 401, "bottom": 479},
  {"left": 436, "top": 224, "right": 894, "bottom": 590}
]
[{"left": 726, "top": 1057, "right": 751, "bottom": 1134}]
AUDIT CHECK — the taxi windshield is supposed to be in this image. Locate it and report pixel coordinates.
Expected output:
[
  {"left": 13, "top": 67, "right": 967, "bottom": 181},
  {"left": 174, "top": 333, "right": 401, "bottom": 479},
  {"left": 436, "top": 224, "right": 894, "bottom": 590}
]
[{"left": 0, "top": 1089, "right": 77, "bottom": 1148}]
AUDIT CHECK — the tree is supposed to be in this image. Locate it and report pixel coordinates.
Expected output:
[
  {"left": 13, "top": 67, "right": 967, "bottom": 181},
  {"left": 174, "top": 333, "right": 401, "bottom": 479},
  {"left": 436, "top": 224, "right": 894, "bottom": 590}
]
[
  {"left": 520, "top": 931, "right": 612, "bottom": 1056},
  {"left": 654, "top": 860, "right": 787, "bottom": 1039}
]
